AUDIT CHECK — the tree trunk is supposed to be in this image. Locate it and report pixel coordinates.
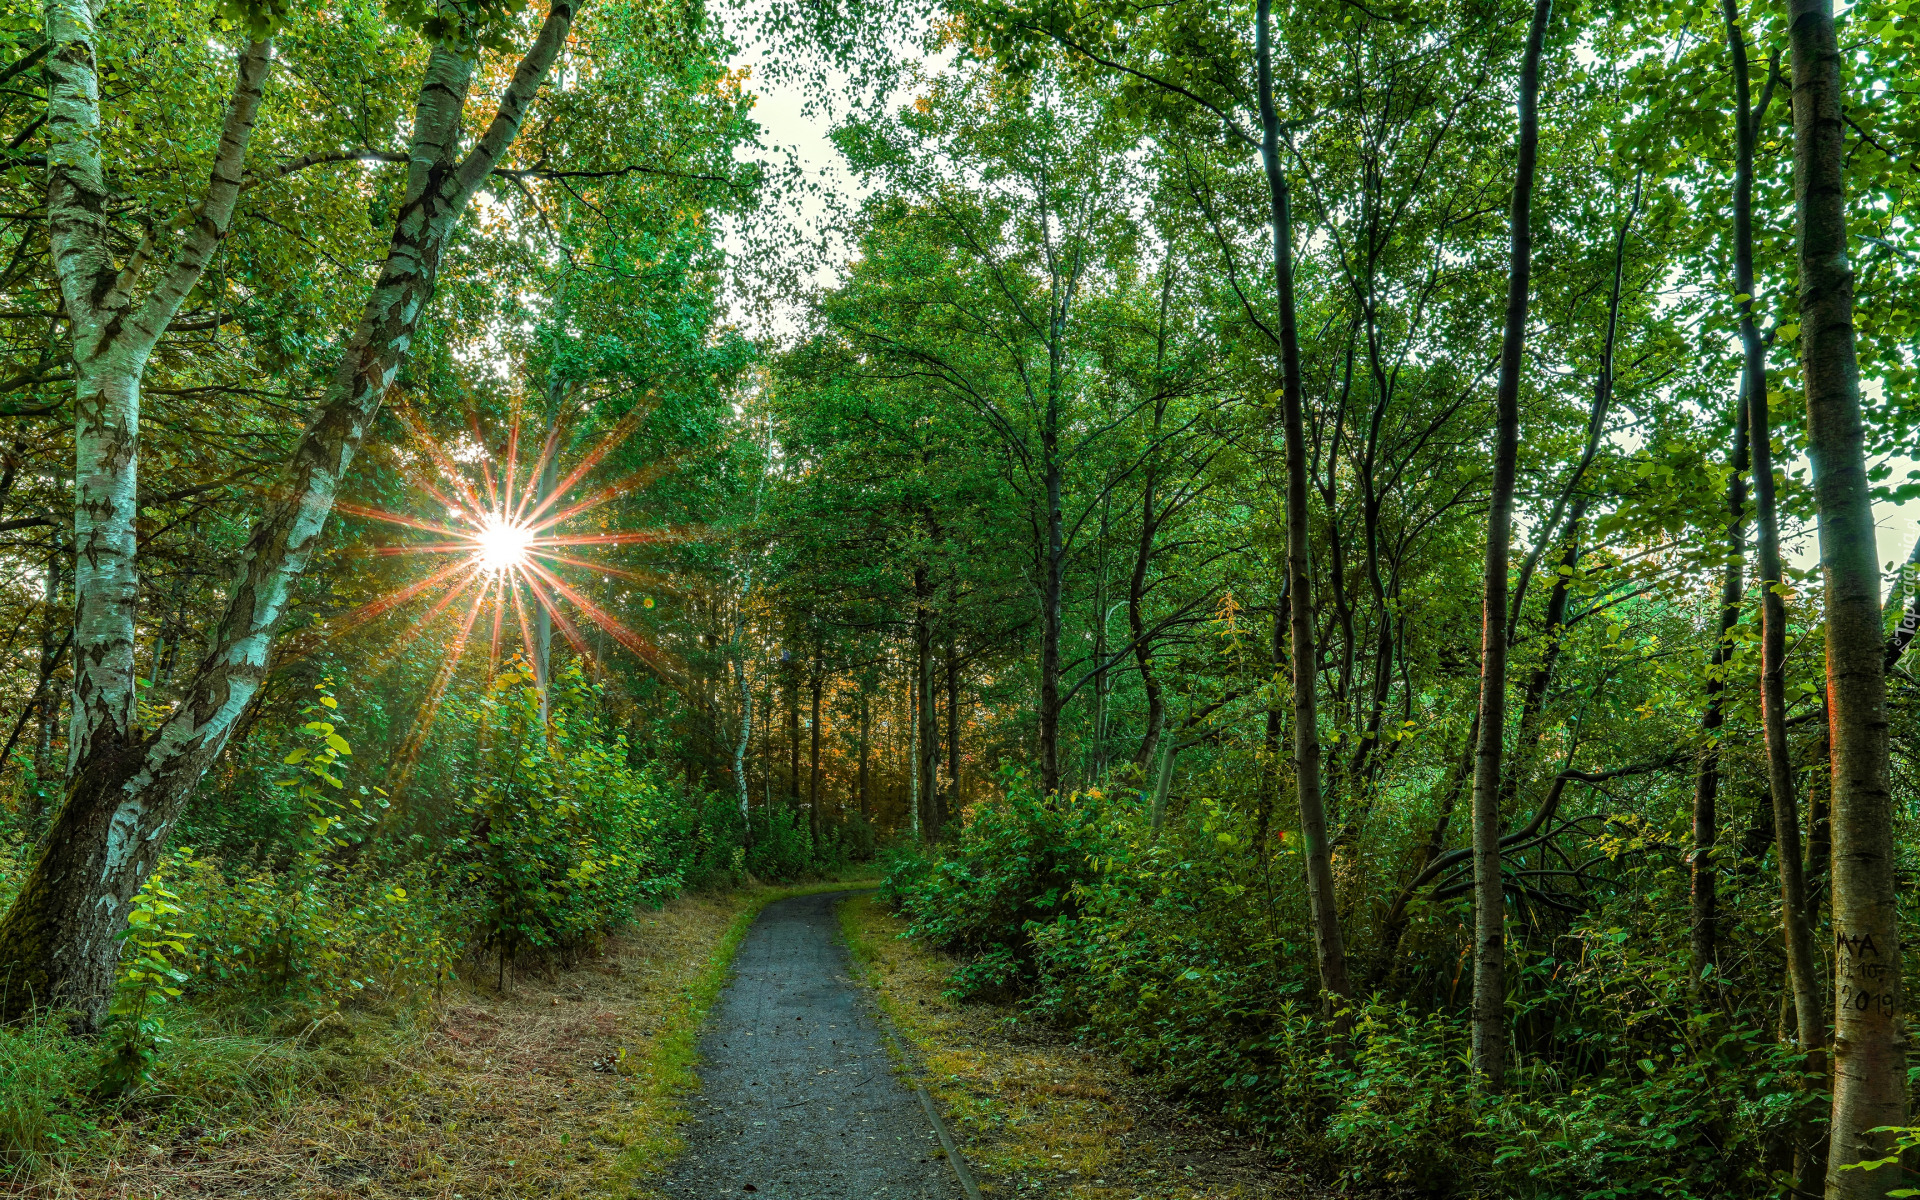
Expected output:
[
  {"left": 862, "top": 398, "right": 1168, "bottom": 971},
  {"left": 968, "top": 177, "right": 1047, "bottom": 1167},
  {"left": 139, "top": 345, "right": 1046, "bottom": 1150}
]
[
  {"left": 787, "top": 659, "right": 801, "bottom": 805},
  {"left": 532, "top": 405, "right": 560, "bottom": 724},
  {"left": 1129, "top": 460, "right": 1165, "bottom": 772},
  {"left": 856, "top": 686, "right": 870, "bottom": 822},
  {"left": 1259, "top": 597, "right": 1285, "bottom": 848},
  {"left": 1791, "top": 0, "right": 1905, "bottom": 1180},
  {"left": 1258, "top": 0, "right": 1350, "bottom": 1027},
  {"left": 1091, "top": 499, "right": 1111, "bottom": 778},
  {"left": 1039, "top": 450, "right": 1065, "bottom": 796},
  {"left": 32, "top": 533, "right": 64, "bottom": 812},
  {"left": 1725, "top": 5, "right": 1827, "bottom": 1145},
  {"left": 0, "top": 9, "right": 573, "bottom": 1027},
  {"left": 1469, "top": 0, "right": 1552, "bottom": 1092},
  {"left": 1692, "top": 386, "right": 1750, "bottom": 993},
  {"left": 945, "top": 637, "right": 961, "bottom": 818},
  {"left": 907, "top": 663, "right": 921, "bottom": 839},
  {"left": 1149, "top": 736, "right": 1177, "bottom": 835},
  {"left": 808, "top": 660, "right": 822, "bottom": 850},
  {"left": 918, "top": 607, "right": 940, "bottom": 840}
]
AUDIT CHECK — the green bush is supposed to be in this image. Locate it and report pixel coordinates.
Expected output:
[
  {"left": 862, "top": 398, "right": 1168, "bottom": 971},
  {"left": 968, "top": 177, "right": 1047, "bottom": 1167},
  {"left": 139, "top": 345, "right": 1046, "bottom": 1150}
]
[
  {"left": 882, "top": 773, "right": 1807, "bottom": 1198},
  {"left": 882, "top": 766, "right": 1100, "bottom": 1000},
  {"left": 452, "top": 664, "right": 683, "bottom": 968}
]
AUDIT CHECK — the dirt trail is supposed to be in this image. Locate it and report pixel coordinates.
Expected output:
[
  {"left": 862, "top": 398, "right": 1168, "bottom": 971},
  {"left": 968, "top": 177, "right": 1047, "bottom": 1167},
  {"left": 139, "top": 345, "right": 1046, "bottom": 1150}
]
[{"left": 659, "top": 890, "right": 963, "bottom": 1200}]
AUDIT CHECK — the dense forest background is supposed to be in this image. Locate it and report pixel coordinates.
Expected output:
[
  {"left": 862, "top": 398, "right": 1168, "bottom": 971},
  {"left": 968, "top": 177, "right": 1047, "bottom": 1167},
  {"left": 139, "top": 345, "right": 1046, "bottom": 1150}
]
[{"left": 0, "top": 0, "right": 1916, "bottom": 1194}]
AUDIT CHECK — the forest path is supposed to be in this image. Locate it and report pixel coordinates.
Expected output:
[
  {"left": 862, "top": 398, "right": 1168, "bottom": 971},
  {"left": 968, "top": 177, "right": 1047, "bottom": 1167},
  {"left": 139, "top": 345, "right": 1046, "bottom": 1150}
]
[{"left": 658, "top": 890, "right": 965, "bottom": 1200}]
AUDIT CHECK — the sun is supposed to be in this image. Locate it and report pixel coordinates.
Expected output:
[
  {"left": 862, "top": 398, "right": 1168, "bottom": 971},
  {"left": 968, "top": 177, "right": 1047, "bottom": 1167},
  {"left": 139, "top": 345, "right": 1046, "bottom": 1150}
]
[{"left": 474, "top": 514, "right": 534, "bottom": 573}]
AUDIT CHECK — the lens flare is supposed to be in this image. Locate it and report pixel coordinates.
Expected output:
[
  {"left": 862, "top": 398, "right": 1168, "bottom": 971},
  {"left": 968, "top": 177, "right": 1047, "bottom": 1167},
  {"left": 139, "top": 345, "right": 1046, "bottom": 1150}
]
[
  {"left": 313, "top": 395, "right": 689, "bottom": 804},
  {"left": 474, "top": 515, "right": 534, "bottom": 573}
]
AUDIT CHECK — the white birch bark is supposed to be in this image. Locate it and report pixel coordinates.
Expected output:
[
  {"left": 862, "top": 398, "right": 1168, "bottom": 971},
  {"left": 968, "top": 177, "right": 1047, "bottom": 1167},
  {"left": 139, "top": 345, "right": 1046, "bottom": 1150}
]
[{"left": 0, "top": 3, "right": 577, "bottom": 1025}]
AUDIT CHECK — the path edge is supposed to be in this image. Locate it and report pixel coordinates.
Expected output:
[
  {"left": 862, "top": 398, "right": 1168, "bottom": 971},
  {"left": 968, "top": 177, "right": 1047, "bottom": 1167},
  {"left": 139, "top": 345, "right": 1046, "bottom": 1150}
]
[
  {"left": 835, "top": 892, "right": 986, "bottom": 1200},
  {"left": 615, "top": 878, "right": 883, "bottom": 1192}
]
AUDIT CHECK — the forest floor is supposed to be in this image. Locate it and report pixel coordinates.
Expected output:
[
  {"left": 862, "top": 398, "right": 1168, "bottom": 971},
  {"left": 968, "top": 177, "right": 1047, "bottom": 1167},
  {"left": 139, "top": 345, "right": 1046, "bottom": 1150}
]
[
  {"left": 838, "top": 894, "right": 1324, "bottom": 1200},
  {"left": 17, "top": 881, "right": 1326, "bottom": 1200},
  {"left": 20, "top": 880, "right": 865, "bottom": 1200}
]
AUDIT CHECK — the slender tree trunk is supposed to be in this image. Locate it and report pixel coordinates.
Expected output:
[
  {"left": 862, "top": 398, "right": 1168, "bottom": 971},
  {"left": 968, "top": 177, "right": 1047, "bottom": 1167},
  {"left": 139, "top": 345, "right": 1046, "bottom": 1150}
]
[
  {"left": 1258, "top": 0, "right": 1350, "bottom": 1026},
  {"left": 32, "top": 533, "right": 64, "bottom": 810},
  {"left": 945, "top": 637, "right": 961, "bottom": 818},
  {"left": 856, "top": 686, "right": 870, "bottom": 822},
  {"left": 0, "top": 5, "right": 575, "bottom": 1026},
  {"left": 1260, "top": 599, "right": 1285, "bottom": 847},
  {"left": 1149, "top": 736, "right": 1177, "bottom": 835},
  {"left": 1499, "top": 189, "right": 1632, "bottom": 810},
  {"left": 907, "top": 663, "right": 921, "bottom": 840},
  {"left": 1790, "top": 0, "right": 1905, "bottom": 1181},
  {"left": 760, "top": 682, "right": 775, "bottom": 835},
  {"left": 1091, "top": 500, "right": 1111, "bottom": 778},
  {"left": 734, "top": 676, "right": 753, "bottom": 844},
  {"left": 1469, "top": 0, "right": 1551, "bottom": 1092},
  {"left": 1039, "top": 452, "right": 1065, "bottom": 796},
  {"left": 1693, "top": 388, "right": 1750, "bottom": 993},
  {"left": 1129, "top": 461, "right": 1165, "bottom": 772},
  {"left": 533, "top": 401, "right": 559, "bottom": 723},
  {"left": 919, "top": 613, "right": 940, "bottom": 840},
  {"left": 787, "top": 661, "right": 801, "bottom": 806},
  {"left": 1725, "top": 8, "right": 1827, "bottom": 1143},
  {"left": 808, "top": 660, "right": 822, "bottom": 850}
]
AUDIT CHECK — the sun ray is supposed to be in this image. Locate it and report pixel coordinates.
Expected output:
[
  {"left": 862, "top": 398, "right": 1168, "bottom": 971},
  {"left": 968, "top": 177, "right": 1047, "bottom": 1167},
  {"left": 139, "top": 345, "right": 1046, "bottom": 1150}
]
[
  {"left": 319, "top": 393, "right": 690, "bottom": 775},
  {"left": 503, "top": 411, "right": 523, "bottom": 525},
  {"left": 488, "top": 585, "right": 506, "bottom": 679},
  {"left": 466, "top": 408, "right": 500, "bottom": 512},
  {"left": 509, "top": 578, "right": 541, "bottom": 686},
  {"left": 520, "top": 569, "right": 620, "bottom": 680},
  {"left": 389, "top": 565, "right": 485, "bottom": 652},
  {"left": 512, "top": 417, "right": 570, "bottom": 524},
  {"left": 356, "top": 541, "right": 490, "bottom": 557},
  {"left": 526, "top": 454, "right": 686, "bottom": 533},
  {"left": 332, "top": 500, "right": 472, "bottom": 540},
  {"left": 522, "top": 558, "right": 682, "bottom": 683},
  {"left": 318, "top": 557, "right": 477, "bottom": 643},
  {"left": 526, "top": 548, "right": 681, "bottom": 592},
  {"left": 519, "top": 394, "right": 658, "bottom": 528},
  {"left": 394, "top": 404, "right": 490, "bottom": 519},
  {"left": 531, "top": 528, "right": 698, "bottom": 549},
  {"left": 384, "top": 577, "right": 490, "bottom": 804}
]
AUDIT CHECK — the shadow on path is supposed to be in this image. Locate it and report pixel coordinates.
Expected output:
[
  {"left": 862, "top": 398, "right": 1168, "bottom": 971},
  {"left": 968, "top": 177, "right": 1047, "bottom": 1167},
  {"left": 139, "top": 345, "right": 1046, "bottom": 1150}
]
[{"left": 659, "top": 890, "right": 963, "bottom": 1200}]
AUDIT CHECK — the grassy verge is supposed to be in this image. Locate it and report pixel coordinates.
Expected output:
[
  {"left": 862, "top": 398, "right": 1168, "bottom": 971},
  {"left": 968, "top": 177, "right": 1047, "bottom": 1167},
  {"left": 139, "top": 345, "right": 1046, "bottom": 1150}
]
[
  {"left": 838, "top": 891, "right": 1318, "bottom": 1200},
  {"left": 5, "top": 876, "right": 873, "bottom": 1199}
]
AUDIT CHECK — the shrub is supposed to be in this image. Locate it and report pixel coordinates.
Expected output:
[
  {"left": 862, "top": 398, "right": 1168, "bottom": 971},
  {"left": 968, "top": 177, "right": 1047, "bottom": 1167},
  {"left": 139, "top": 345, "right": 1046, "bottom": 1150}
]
[
  {"left": 452, "top": 664, "right": 681, "bottom": 969},
  {"left": 884, "top": 766, "right": 1102, "bottom": 999},
  {"left": 882, "top": 772, "right": 1806, "bottom": 1198}
]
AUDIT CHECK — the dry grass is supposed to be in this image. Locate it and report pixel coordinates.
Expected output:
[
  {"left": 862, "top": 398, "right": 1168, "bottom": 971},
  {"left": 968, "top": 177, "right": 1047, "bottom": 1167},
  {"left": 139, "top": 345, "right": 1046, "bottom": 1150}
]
[
  {"left": 20, "top": 880, "right": 867, "bottom": 1200},
  {"left": 839, "top": 893, "right": 1325, "bottom": 1200}
]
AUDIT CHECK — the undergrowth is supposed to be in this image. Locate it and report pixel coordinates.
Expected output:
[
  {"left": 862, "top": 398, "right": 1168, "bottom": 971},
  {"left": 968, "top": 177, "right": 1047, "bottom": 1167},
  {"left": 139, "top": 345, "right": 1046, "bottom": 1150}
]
[
  {"left": 880, "top": 768, "right": 1821, "bottom": 1199},
  {"left": 0, "top": 666, "right": 873, "bottom": 1188}
]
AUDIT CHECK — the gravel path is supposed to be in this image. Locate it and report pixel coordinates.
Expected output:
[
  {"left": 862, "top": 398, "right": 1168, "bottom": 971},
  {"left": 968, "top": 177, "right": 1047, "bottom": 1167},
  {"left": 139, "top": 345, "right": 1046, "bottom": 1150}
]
[{"left": 659, "top": 890, "right": 964, "bottom": 1200}]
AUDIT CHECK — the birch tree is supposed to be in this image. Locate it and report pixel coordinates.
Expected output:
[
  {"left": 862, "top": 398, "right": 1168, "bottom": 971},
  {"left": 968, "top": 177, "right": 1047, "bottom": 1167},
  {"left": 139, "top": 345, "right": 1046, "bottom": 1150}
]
[
  {"left": 0, "top": 0, "right": 578, "bottom": 1026},
  {"left": 1788, "top": 0, "right": 1907, "bottom": 1187}
]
